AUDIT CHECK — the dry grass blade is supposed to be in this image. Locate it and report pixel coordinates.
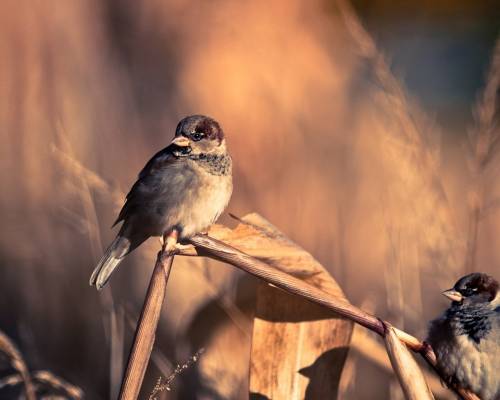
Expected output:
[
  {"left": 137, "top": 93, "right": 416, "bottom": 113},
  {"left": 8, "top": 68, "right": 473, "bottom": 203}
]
[
  {"left": 0, "top": 332, "right": 83, "bottom": 399},
  {"left": 465, "top": 37, "right": 500, "bottom": 272},
  {"left": 336, "top": 0, "right": 446, "bottom": 194},
  {"left": 472, "top": 38, "right": 500, "bottom": 156},
  {"left": 351, "top": 327, "right": 452, "bottom": 399},
  {"left": 0, "top": 374, "right": 23, "bottom": 389},
  {"left": 0, "top": 372, "right": 83, "bottom": 399},
  {"left": 53, "top": 125, "right": 125, "bottom": 400},
  {"left": 52, "top": 142, "right": 125, "bottom": 209},
  {"left": 33, "top": 370, "right": 84, "bottom": 399},
  {"left": 0, "top": 330, "right": 36, "bottom": 400},
  {"left": 336, "top": 1, "right": 460, "bottom": 299},
  {"left": 383, "top": 323, "right": 434, "bottom": 400}
]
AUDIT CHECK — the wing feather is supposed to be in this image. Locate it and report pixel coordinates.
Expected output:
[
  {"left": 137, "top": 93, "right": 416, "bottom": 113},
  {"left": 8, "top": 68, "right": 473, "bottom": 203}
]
[{"left": 113, "top": 145, "right": 180, "bottom": 226}]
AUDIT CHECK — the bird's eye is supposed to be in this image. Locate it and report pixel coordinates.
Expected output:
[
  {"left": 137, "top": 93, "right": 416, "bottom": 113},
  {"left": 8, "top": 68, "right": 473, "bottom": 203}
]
[
  {"left": 191, "top": 132, "right": 204, "bottom": 141},
  {"left": 463, "top": 286, "right": 478, "bottom": 296}
]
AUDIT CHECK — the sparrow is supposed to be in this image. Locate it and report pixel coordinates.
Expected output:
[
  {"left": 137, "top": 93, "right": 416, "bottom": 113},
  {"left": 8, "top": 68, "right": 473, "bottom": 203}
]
[
  {"left": 90, "top": 115, "right": 233, "bottom": 290},
  {"left": 426, "top": 273, "right": 500, "bottom": 400}
]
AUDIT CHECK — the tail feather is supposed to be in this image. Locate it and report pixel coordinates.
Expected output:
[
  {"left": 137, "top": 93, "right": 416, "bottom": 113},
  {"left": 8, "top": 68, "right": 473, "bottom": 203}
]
[{"left": 90, "top": 236, "right": 130, "bottom": 290}]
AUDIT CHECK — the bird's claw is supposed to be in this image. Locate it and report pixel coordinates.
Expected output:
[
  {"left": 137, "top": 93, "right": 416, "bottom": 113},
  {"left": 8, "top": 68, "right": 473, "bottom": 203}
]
[
  {"left": 165, "top": 237, "right": 177, "bottom": 254},
  {"left": 174, "top": 243, "right": 192, "bottom": 252},
  {"left": 162, "top": 230, "right": 179, "bottom": 255}
]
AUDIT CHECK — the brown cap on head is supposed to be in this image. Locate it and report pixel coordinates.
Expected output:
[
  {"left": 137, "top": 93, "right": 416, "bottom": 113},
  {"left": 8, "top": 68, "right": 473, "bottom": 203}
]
[
  {"left": 450, "top": 273, "right": 499, "bottom": 302},
  {"left": 175, "top": 115, "right": 224, "bottom": 144}
]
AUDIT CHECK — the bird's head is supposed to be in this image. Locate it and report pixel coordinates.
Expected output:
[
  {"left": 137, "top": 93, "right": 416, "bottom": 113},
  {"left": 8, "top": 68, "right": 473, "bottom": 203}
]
[
  {"left": 442, "top": 273, "right": 499, "bottom": 307},
  {"left": 170, "top": 115, "right": 226, "bottom": 156}
]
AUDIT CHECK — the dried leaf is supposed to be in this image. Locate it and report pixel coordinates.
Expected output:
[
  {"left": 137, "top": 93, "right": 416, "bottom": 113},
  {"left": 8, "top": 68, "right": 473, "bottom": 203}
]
[{"left": 384, "top": 324, "right": 434, "bottom": 400}]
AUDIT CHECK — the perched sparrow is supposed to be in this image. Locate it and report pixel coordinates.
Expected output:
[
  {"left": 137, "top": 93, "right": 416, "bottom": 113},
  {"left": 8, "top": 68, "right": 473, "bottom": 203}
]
[
  {"left": 427, "top": 273, "right": 500, "bottom": 400},
  {"left": 90, "top": 115, "right": 232, "bottom": 290}
]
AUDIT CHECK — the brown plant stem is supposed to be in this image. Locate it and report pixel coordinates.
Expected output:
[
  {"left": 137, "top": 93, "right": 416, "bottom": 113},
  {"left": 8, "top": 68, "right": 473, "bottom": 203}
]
[
  {"left": 183, "top": 234, "right": 479, "bottom": 400},
  {"left": 119, "top": 252, "right": 174, "bottom": 400},
  {"left": 187, "top": 235, "right": 385, "bottom": 335}
]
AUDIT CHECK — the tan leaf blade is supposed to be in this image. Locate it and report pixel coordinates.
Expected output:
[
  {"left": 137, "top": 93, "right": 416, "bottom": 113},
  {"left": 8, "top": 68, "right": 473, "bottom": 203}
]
[{"left": 384, "top": 324, "right": 434, "bottom": 400}]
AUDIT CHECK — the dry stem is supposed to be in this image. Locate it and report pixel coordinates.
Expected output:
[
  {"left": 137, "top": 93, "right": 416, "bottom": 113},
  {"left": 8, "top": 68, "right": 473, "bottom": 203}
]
[{"left": 118, "top": 252, "right": 174, "bottom": 400}]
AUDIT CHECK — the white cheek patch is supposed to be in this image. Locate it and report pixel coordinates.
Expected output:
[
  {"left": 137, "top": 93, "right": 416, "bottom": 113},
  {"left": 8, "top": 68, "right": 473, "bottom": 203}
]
[{"left": 491, "top": 291, "right": 500, "bottom": 308}]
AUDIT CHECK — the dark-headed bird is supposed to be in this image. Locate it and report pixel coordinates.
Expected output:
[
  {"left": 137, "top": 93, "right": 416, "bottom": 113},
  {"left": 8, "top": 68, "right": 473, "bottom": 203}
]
[
  {"left": 90, "top": 115, "right": 232, "bottom": 290},
  {"left": 427, "top": 273, "right": 500, "bottom": 400}
]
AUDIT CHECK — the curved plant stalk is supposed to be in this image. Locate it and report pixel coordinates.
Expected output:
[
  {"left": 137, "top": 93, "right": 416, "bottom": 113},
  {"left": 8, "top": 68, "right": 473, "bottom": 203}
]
[{"left": 384, "top": 323, "right": 434, "bottom": 400}]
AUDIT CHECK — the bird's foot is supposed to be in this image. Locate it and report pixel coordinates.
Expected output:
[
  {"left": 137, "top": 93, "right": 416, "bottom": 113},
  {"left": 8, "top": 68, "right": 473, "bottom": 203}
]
[
  {"left": 162, "top": 230, "right": 179, "bottom": 255},
  {"left": 174, "top": 243, "right": 192, "bottom": 252}
]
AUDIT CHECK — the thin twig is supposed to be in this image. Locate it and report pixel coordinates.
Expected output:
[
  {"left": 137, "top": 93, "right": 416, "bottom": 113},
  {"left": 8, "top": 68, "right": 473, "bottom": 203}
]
[
  {"left": 119, "top": 252, "right": 175, "bottom": 400},
  {"left": 148, "top": 348, "right": 205, "bottom": 400}
]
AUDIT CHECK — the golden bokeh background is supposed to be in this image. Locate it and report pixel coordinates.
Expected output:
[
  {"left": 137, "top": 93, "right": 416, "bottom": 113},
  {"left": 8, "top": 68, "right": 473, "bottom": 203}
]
[{"left": 0, "top": 0, "right": 498, "bottom": 398}]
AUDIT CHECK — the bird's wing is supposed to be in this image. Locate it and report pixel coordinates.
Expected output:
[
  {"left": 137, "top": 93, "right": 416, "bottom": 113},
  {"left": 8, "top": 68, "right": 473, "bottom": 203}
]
[
  {"left": 137, "top": 145, "right": 180, "bottom": 179},
  {"left": 113, "top": 145, "right": 182, "bottom": 226}
]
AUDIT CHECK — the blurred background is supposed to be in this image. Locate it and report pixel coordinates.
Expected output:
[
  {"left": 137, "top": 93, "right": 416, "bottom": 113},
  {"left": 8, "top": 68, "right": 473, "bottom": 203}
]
[{"left": 0, "top": 0, "right": 498, "bottom": 398}]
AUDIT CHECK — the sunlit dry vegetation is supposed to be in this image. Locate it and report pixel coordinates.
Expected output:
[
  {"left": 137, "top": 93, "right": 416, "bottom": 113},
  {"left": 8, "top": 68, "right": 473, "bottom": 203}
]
[{"left": 0, "top": 0, "right": 498, "bottom": 399}]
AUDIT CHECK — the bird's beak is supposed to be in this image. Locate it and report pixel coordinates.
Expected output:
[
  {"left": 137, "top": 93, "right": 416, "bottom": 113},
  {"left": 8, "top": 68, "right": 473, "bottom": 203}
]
[
  {"left": 171, "top": 136, "right": 190, "bottom": 147},
  {"left": 442, "top": 289, "right": 463, "bottom": 302}
]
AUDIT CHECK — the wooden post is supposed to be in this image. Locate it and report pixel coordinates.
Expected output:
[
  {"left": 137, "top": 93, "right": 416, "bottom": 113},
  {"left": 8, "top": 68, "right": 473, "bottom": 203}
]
[{"left": 118, "top": 252, "right": 174, "bottom": 400}]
